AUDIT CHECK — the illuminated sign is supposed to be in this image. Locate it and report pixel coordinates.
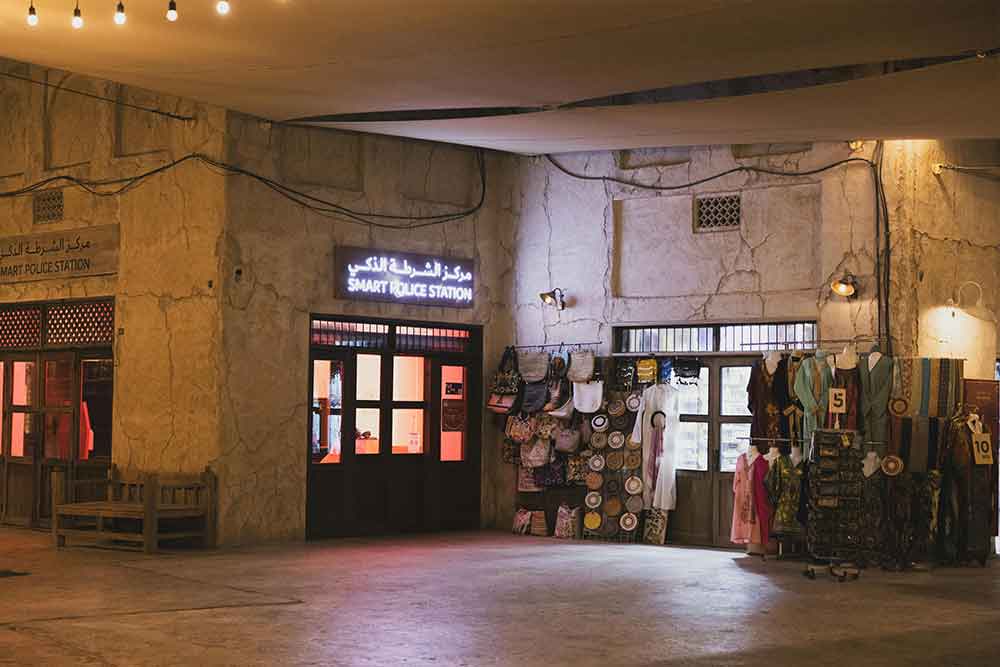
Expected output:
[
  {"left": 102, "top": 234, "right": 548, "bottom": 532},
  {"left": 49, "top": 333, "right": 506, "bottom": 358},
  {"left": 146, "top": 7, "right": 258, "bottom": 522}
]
[{"left": 335, "top": 246, "right": 475, "bottom": 308}]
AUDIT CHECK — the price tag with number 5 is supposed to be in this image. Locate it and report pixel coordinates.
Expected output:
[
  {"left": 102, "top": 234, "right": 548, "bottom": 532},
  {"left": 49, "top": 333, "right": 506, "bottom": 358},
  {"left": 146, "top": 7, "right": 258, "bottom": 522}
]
[
  {"left": 829, "top": 388, "right": 847, "bottom": 414},
  {"left": 972, "top": 432, "right": 993, "bottom": 465}
]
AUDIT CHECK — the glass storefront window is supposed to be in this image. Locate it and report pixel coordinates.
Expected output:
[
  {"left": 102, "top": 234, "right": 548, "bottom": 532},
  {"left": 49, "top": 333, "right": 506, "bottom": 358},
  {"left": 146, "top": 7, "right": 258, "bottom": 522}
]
[
  {"left": 11, "top": 413, "right": 37, "bottom": 458},
  {"left": 721, "top": 366, "right": 752, "bottom": 416},
  {"left": 312, "top": 360, "right": 344, "bottom": 464},
  {"left": 356, "top": 354, "right": 381, "bottom": 401},
  {"left": 79, "top": 359, "right": 113, "bottom": 460},
  {"left": 355, "top": 408, "right": 381, "bottom": 455},
  {"left": 392, "top": 356, "right": 425, "bottom": 402},
  {"left": 676, "top": 367, "right": 709, "bottom": 415},
  {"left": 675, "top": 422, "right": 708, "bottom": 471},
  {"left": 441, "top": 366, "right": 466, "bottom": 461},
  {"left": 44, "top": 358, "right": 74, "bottom": 408},
  {"left": 720, "top": 423, "right": 751, "bottom": 473},
  {"left": 12, "top": 361, "right": 35, "bottom": 406},
  {"left": 392, "top": 409, "right": 424, "bottom": 454},
  {"left": 44, "top": 413, "right": 73, "bottom": 460}
]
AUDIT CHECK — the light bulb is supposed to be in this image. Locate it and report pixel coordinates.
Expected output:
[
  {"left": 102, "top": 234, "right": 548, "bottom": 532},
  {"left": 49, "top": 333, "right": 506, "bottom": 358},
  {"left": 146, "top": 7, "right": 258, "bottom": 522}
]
[
  {"left": 166, "top": 0, "right": 178, "bottom": 21},
  {"left": 114, "top": 2, "right": 127, "bottom": 25},
  {"left": 27, "top": 4, "right": 38, "bottom": 26},
  {"left": 72, "top": 6, "right": 84, "bottom": 29},
  {"left": 216, "top": 0, "right": 230, "bottom": 15}
]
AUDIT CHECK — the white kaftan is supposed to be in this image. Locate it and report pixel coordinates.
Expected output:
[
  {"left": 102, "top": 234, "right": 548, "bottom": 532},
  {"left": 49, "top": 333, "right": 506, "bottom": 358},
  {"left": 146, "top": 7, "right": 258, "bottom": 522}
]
[{"left": 629, "top": 383, "right": 680, "bottom": 511}]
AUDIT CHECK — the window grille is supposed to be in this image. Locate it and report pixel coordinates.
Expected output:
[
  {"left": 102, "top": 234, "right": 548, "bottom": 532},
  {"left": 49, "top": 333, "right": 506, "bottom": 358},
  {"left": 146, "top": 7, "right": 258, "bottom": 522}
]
[
  {"left": 310, "top": 320, "right": 389, "bottom": 349},
  {"left": 0, "top": 306, "right": 42, "bottom": 349},
  {"left": 45, "top": 301, "right": 115, "bottom": 347},
  {"left": 32, "top": 190, "right": 64, "bottom": 224},
  {"left": 396, "top": 326, "right": 471, "bottom": 354},
  {"left": 694, "top": 193, "right": 741, "bottom": 231},
  {"left": 614, "top": 321, "right": 816, "bottom": 355}
]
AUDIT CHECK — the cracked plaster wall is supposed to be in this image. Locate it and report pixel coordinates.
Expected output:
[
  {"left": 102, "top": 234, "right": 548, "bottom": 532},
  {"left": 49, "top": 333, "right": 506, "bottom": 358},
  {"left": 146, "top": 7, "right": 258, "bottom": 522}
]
[
  {"left": 0, "top": 58, "right": 228, "bottom": 480},
  {"left": 218, "top": 115, "right": 516, "bottom": 545}
]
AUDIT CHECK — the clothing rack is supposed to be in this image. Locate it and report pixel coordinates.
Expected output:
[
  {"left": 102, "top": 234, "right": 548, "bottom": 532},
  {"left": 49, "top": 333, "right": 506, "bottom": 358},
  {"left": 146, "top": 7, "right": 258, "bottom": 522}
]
[
  {"left": 738, "top": 335, "right": 887, "bottom": 350},
  {"left": 513, "top": 341, "right": 601, "bottom": 350},
  {"left": 737, "top": 436, "right": 888, "bottom": 446}
]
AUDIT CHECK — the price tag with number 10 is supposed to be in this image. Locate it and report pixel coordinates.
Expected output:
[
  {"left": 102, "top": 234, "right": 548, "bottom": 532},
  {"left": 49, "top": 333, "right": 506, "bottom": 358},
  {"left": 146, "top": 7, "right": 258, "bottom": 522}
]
[{"left": 972, "top": 432, "right": 993, "bottom": 465}]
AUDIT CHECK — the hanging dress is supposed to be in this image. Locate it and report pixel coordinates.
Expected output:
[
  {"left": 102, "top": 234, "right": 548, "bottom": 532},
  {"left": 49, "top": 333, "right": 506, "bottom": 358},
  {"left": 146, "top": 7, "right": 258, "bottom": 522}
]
[
  {"left": 747, "top": 358, "right": 790, "bottom": 442},
  {"left": 794, "top": 352, "right": 834, "bottom": 459},
  {"left": 826, "top": 365, "right": 864, "bottom": 432},
  {"left": 731, "top": 453, "right": 753, "bottom": 544},
  {"left": 749, "top": 453, "right": 773, "bottom": 550},
  {"left": 630, "top": 383, "right": 680, "bottom": 511}
]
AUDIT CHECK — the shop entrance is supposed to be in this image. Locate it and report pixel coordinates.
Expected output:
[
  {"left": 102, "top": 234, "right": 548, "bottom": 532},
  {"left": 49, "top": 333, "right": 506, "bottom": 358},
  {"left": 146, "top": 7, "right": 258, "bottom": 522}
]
[
  {"left": 307, "top": 317, "right": 483, "bottom": 538},
  {"left": 0, "top": 300, "right": 115, "bottom": 527}
]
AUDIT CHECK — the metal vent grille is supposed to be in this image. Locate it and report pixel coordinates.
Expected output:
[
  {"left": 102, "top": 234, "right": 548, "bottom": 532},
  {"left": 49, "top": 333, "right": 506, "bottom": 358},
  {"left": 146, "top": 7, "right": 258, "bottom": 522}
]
[
  {"left": 0, "top": 306, "right": 43, "bottom": 349},
  {"left": 695, "top": 194, "right": 740, "bottom": 231},
  {"left": 311, "top": 320, "right": 389, "bottom": 349},
  {"left": 45, "top": 301, "right": 115, "bottom": 347},
  {"left": 33, "top": 190, "right": 64, "bottom": 224},
  {"left": 396, "top": 326, "right": 472, "bottom": 353}
]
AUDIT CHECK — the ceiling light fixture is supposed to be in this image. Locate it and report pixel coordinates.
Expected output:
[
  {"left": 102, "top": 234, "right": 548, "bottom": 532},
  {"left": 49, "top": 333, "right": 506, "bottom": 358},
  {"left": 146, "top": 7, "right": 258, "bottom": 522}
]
[
  {"left": 216, "top": 0, "right": 230, "bottom": 15},
  {"left": 539, "top": 288, "right": 567, "bottom": 310},
  {"left": 26, "top": 2, "right": 38, "bottom": 26},
  {"left": 114, "top": 2, "right": 127, "bottom": 25},
  {"left": 72, "top": 3, "right": 84, "bottom": 29},
  {"left": 830, "top": 273, "right": 858, "bottom": 299},
  {"left": 166, "top": 0, "right": 178, "bottom": 21}
]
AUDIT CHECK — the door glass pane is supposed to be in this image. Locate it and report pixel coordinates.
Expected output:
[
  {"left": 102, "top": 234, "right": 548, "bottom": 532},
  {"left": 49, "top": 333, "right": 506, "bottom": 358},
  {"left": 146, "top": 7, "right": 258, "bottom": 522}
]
[
  {"left": 392, "top": 409, "right": 424, "bottom": 454},
  {"left": 11, "top": 413, "right": 38, "bottom": 458},
  {"left": 676, "top": 366, "right": 709, "bottom": 415},
  {"left": 675, "top": 422, "right": 708, "bottom": 471},
  {"left": 441, "top": 366, "right": 466, "bottom": 461},
  {"left": 355, "top": 408, "right": 381, "bottom": 455},
  {"left": 12, "top": 361, "right": 35, "bottom": 406},
  {"left": 0, "top": 362, "right": 4, "bottom": 453},
  {"left": 356, "top": 354, "right": 381, "bottom": 401},
  {"left": 79, "top": 359, "right": 114, "bottom": 460},
  {"left": 393, "top": 356, "right": 425, "bottom": 402},
  {"left": 721, "top": 366, "right": 753, "bottom": 416},
  {"left": 45, "top": 358, "right": 74, "bottom": 408},
  {"left": 720, "top": 423, "right": 751, "bottom": 473},
  {"left": 44, "top": 413, "right": 73, "bottom": 460},
  {"left": 311, "top": 359, "right": 343, "bottom": 464}
]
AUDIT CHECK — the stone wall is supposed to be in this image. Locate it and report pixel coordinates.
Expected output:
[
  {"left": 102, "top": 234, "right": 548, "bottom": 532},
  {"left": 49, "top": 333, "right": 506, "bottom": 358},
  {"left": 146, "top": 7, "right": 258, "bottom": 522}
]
[
  {"left": 217, "top": 116, "right": 516, "bottom": 544},
  {"left": 0, "top": 58, "right": 228, "bottom": 476}
]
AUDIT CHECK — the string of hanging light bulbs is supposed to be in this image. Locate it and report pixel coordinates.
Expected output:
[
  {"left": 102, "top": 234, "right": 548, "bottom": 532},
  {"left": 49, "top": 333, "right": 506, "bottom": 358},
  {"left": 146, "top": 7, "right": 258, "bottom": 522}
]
[{"left": 26, "top": 1, "right": 232, "bottom": 28}]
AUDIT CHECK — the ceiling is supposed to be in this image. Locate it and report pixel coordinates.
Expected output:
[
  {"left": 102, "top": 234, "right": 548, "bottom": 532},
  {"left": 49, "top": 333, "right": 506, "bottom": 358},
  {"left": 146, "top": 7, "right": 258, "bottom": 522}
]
[{"left": 1, "top": 0, "right": 998, "bottom": 154}]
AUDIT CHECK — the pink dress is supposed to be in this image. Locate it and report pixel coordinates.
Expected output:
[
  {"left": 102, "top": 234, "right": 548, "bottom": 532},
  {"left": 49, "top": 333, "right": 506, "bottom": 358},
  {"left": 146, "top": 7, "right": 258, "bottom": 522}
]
[{"left": 730, "top": 453, "right": 753, "bottom": 544}]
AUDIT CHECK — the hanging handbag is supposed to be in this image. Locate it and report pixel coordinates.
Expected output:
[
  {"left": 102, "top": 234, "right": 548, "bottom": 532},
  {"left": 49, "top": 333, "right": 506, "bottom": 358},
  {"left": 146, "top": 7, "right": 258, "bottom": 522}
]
[
  {"left": 554, "top": 504, "right": 581, "bottom": 539},
  {"left": 491, "top": 346, "right": 522, "bottom": 395},
  {"left": 517, "top": 466, "right": 542, "bottom": 492},
  {"left": 673, "top": 358, "right": 702, "bottom": 383},
  {"left": 568, "top": 350, "right": 596, "bottom": 383},
  {"left": 502, "top": 437, "right": 520, "bottom": 465},
  {"left": 616, "top": 359, "right": 636, "bottom": 392},
  {"left": 532, "top": 456, "right": 566, "bottom": 487},
  {"left": 554, "top": 417, "right": 582, "bottom": 453},
  {"left": 566, "top": 454, "right": 588, "bottom": 483},
  {"left": 513, "top": 508, "right": 533, "bottom": 534},
  {"left": 636, "top": 358, "right": 658, "bottom": 384},
  {"left": 520, "top": 436, "right": 552, "bottom": 468},
  {"left": 520, "top": 380, "right": 549, "bottom": 413},
  {"left": 542, "top": 355, "right": 570, "bottom": 412},
  {"left": 573, "top": 381, "right": 605, "bottom": 414},
  {"left": 547, "top": 396, "right": 574, "bottom": 419},
  {"left": 529, "top": 510, "right": 549, "bottom": 537},
  {"left": 487, "top": 392, "right": 519, "bottom": 415},
  {"left": 518, "top": 350, "right": 550, "bottom": 384},
  {"left": 535, "top": 414, "right": 560, "bottom": 440},
  {"left": 505, "top": 413, "right": 537, "bottom": 443}
]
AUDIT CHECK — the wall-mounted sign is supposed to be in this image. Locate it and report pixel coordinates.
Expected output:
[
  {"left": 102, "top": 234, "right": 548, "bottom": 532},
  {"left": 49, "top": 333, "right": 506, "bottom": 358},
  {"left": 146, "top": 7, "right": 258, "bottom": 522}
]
[
  {"left": 442, "top": 399, "right": 467, "bottom": 432},
  {"left": 0, "top": 225, "right": 119, "bottom": 285},
  {"left": 335, "top": 246, "right": 474, "bottom": 308}
]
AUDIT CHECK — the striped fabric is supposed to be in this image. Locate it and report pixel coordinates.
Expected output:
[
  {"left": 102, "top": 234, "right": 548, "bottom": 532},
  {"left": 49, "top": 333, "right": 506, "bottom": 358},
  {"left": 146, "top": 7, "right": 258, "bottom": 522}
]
[
  {"left": 889, "top": 358, "right": 964, "bottom": 418},
  {"left": 888, "top": 416, "right": 950, "bottom": 472}
]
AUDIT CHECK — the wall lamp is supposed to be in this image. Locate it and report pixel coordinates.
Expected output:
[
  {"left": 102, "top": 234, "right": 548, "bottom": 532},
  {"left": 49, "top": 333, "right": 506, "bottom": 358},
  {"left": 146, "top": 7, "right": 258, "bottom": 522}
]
[
  {"left": 539, "top": 288, "right": 566, "bottom": 310},
  {"left": 830, "top": 273, "right": 858, "bottom": 299},
  {"left": 947, "top": 281, "right": 996, "bottom": 322}
]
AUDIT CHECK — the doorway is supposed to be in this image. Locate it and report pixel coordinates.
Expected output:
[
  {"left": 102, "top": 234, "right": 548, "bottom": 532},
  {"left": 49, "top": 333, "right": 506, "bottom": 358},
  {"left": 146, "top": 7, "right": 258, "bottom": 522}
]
[{"left": 307, "top": 317, "right": 483, "bottom": 539}]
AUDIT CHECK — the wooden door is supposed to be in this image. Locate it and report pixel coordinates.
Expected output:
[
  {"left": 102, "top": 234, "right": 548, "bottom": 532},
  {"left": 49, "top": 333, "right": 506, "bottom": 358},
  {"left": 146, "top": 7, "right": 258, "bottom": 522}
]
[{"left": 2, "top": 356, "right": 40, "bottom": 525}]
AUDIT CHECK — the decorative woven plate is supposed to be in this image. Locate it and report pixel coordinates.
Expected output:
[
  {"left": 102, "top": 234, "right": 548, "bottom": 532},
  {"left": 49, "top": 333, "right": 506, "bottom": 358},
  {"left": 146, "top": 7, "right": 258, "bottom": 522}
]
[
  {"left": 584, "top": 511, "right": 603, "bottom": 531},
  {"left": 604, "top": 496, "right": 623, "bottom": 516},
  {"left": 588, "top": 454, "right": 606, "bottom": 472},
  {"left": 625, "top": 495, "right": 643, "bottom": 514},
  {"left": 625, "top": 435, "right": 642, "bottom": 451},
  {"left": 602, "top": 518, "right": 619, "bottom": 537},
  {"left": 610, "top": 414, "right": 631, "bottom": 432},
  {"left": 606, "top": 451, "right": 624, "bottom": 471},
  {"left": 591, "top": 414, "right": 609, "bottom": 432},
  {"left": 585, "top": 472, "right": 604, "bottom": 490},
  {"left": 619, "top": 512, "right": 638, "bottom": 532},
  {"left": 590, "top": 432, "right": 608, "bottom": 450},
  {"left": 625, "top": 392, "right": 642, "bottom": 412},
  {"left": 881, "top": 454, "right": 904, "bottom": 477},
  {"left": 624, "top": 451, "right": 642, "bottom": 470},
  {"left": 624, "top": 475, "right": 643, "bottom": 495},
  {"left": 889, "top": 398, "right": 909, "bottom": 417},
  {"left": 608, "top": 431, "right": 626, "bottom": 449},
  {"left": 605, "top": 478, "right": 621, "bottom": 496},
  {"left": 585, "top": 491, "right": 603, "bottom": 509},
  {"left": 607, "top": 400, "right": 626, "bottom": 417}
]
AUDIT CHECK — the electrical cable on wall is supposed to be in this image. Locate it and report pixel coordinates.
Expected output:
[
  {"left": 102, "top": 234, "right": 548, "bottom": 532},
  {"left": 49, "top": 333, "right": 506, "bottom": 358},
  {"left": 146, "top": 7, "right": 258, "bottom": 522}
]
[
  {"left": 0, "top": 151, "right": 487, "bottom": 230},
  {"left": 545, "top": 151, "right": 893, "bottom": 354}
]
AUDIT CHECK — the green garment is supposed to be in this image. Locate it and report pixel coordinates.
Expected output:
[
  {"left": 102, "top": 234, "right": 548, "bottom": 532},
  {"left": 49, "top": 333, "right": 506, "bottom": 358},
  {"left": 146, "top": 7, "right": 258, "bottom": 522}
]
[
  {"left": 794, "top": 352, "right": 833, "bottom": 459},
  {"left": 858, "top": 354, "right": 894, "bottom": 445},
  {"left": 765, "top": 454, "right": 803, "bottom": 535}
]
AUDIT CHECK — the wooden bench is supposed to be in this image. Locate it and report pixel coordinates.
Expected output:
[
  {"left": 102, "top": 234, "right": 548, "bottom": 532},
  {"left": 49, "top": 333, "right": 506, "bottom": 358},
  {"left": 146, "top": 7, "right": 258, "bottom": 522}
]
[{"left": 52, "top": 466, "right": 216, "bottom": 553}]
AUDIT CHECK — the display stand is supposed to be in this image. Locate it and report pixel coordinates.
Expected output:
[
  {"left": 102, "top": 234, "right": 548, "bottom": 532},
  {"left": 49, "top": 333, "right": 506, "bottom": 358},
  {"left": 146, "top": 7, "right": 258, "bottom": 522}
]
[{"left": 805, "top": 429, "right": 863, "bottom": 581}]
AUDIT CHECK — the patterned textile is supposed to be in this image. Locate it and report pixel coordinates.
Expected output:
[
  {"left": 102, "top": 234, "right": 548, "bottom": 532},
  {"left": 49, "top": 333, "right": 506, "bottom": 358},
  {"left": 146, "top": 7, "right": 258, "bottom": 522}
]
[
  {"left": 889, "top": 358, "right": 964, "bottom": 419},
  {"left": 784, "top": 353, "right": 806, "bottom": 447},
  {"left": 937, "top": 416, "right": 994, "bottom": 565},
  {"left": 858, "top": 468, "right": 886, "bottom": 567},
  {"left": 566, "top": 455, "right": 588, "bottom": 484},
  {"left": 517, "top": 466, "right": 542, "bottom": 493},
  {"left": 882, "top": 472, "right": 940, "bottom": 569},
  {"left": 532, "top": 455, "right": 566, "bottom": 487},
  {"left": 825, "top": 366, "right": 863, "bottom": 432},
  {"left": 642, "top": 508, "right": 668, "bottom": 545},
  {"left": 731, "top": 453, "right": 753, "bottom": 544},
  {"left": 888, "top": 416, "right": 949, "bottom": 473},
  {"left": 748, "top": 359, "right": 790, "bottom": 442},
  {"left": 765, "top": 455, "right": 803, "bottom": 535}
]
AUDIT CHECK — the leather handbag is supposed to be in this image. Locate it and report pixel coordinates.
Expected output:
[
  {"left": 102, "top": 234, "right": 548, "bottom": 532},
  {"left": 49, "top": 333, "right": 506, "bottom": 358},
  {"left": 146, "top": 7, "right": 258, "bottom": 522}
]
[
  {"left": 542, "top": 353, "right": 570, "bottom": 412},
  {"left": 491, "top": 346, "right": 522, "bottom": 395},
  {"left": 554, "top": 420, "right": 582, "bottom": 453},
  {"left": 568, "top": 350, "right": 596, "bottom": 383},
  {"left": 636, "top": 358, "right": 658, "bottom": 384},
  {"left": 547, "top": 396, "right": 574, "bottom": 419},
  {"left": 573, "top": 381, "right": 604, "bottom": 414},
  {"left": 505, "top": 413, "right": 537, "bottom": 444},
  {"left": 520, "top": 437, "right": 552, "bottom": 468},
  {"left": 487, "top": 392, "right": 519, "bottom": 415},
  {"left": 520, "top": 381, "right": 549, "bottom": 413},
  {"left": 518, "top": 351, "right": 550, "bottom": 384}
]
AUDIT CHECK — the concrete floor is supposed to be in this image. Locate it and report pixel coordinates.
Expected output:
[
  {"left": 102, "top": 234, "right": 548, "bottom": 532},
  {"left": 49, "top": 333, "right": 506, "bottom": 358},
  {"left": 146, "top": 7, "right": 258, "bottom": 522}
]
[{"left": 1, "top": 529, "right": 998, "bottom": 666}]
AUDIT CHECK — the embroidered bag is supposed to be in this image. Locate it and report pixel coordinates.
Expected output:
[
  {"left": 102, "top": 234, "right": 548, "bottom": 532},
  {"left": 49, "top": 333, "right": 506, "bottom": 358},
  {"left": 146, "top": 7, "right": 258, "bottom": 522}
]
[
  {"left": 529, "top": 510, "right": 549, "bottom": 537},
  {"left": 532, "top": 456, "right": 566, "bottom": 487},
  {"left": 491, "top": 346, "right": 522, "bottom": 395},
  {"left": 573, "top": 381, "right": 604, "bottom": 414},
  {"left": 518, "top": 351, "right": 550, "bottom": 384},
  {"left": 520, "top": 437, "right": 552, "bottom": 468},
  {"left": 568, "top": 350, "right": 596, "bottom": 383},
  {"left": 487, "top": 392, "right": 519, "bottom": 415},
  {"left": 513, "top": 508, "right": 532, "bottom": 534},
  {"left": 517, "top": 466, "right": 542, "bottom": 492},
  {"left": 554, "top": 419, "right": 582, "bottom": 453},
  {"left": 505, "top": 413, "right": 537, "bottom": 444},
  {"left": 636, "top": 358, "right": 658, "bottom": 384},
  {"left": 502, "top": 437, "right": 520, "bottom": 465},
  {"left": 554, "top": 504, "right": 581, "bottom": 539},
  {"left": 535, "top": 414, "right": 560, "bottom": 440},
  {"left": 520, "top": 381, "right": 549, "bottom": 413},
  {"left": 566, "top": 454, "right": 588, "bottom": 483}
]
